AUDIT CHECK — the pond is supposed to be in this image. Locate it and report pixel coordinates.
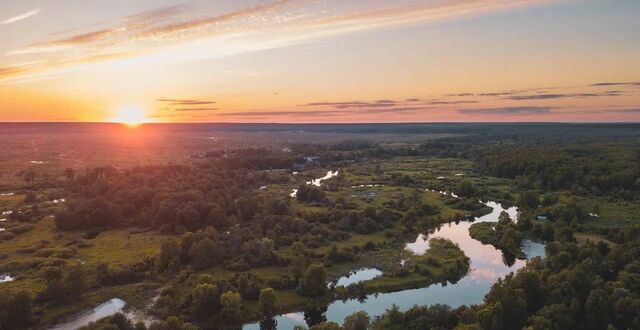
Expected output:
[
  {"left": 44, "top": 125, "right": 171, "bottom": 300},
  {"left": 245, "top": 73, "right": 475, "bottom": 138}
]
[
  {"left": 50, "top": 298, "right": 127, "bottom": 330},
  {"left": 244, "top": 200, "right": 544, "bottom": 329},
  {"left": 291, "top": 170, "right": 339, "bottom": 198},
  {"left": 331, "top": 268, "right": 383, "bottom": 288},
  {"left": 0, "top": 274, "right": 14, "bottom": 283},
  {"left": 307, "top": 171, "right": 338, "bottom": 187},
  {"left": 49, "top": 297, "right": 157, "bottom": 329}
]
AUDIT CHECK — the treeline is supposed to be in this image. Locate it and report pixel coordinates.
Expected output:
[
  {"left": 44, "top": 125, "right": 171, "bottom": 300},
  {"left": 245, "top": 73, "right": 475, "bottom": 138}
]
[
  {"left": 478, "top": 145, "right": 640, "bottom": 200},
  {"left": 54, "top": 161, "right": 278, "bottom": 233}
]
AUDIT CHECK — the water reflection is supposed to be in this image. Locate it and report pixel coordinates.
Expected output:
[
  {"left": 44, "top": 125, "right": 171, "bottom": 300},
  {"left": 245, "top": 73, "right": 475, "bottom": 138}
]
[
  {"left": 307, "top": 171, "right": 339, "bottom": 187},
  {"left": 244, "top": 200, "right": 543, "bottom": 329},
  {"left": 290, "top": 170, "right": 338, "bottom": 198},
  {"left": 0, "top": 274, "right": 14, "bottom": 283},
  {"left": 332, "top": 268, "right": 382, "bottom": 287},
  {"left": 51, "top": 298, "right": 126, "bottom": 330}
]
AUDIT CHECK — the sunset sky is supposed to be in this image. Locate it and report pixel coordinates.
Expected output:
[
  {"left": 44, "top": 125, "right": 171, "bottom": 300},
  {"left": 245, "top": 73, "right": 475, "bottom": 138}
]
[{"left": 0, "top": 0, "right": 638, "bottom": 123}]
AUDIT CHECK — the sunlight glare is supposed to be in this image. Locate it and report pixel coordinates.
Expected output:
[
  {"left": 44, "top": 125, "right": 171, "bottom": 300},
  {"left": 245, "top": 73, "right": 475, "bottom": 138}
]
[{"left": 111, "top": 106, "right": 148, "bottom": 127}]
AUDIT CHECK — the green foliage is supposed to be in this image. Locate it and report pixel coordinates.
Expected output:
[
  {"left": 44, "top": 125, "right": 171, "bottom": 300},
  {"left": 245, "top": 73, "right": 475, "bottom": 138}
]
[
  {"left": 310, "top": 322, "right": 341, "bottom": 330},
  {"left": 188, "top": 238, "right": 219, "bottom": 270},
  {"left": 518, "top": 191, "right": 539, "bottom": 209},
  {"left": 300, "top": 264, "right": 328, "bottom": 297},
  {"left": 259, "top": 287, "right": 278, "bottom": 318},
  {"left": 342, "top": 311, "right": 370, "bottom": 330},
  {"left": 375, "top": 225, "right": 640, "bottom": 330},
  {"left": 190, "top": 284, "right": 220, "bottom": 321},
  {"left": 456, "top": 180, "right": 476, "bottom": 197},
  {"left": 220, "top": 291, "right": 243, "bottom": 325},
  {"left": 24, "top": 191, "right": 37, "bottom": 203},
  {"left": 0, "top": 291, "right": 33, "bottom": 329},
  {"left": 469, "top": 215, "right": 524, "bottom": 258}
]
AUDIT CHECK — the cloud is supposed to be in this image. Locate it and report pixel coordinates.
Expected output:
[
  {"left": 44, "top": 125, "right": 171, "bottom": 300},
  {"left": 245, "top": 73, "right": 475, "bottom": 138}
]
[
  {"left": 1, "top": 8, "right": 41, "bottom": 24},
  {"left": 157, "top": 98, "right": 217, "bottom": 106},
  {"left": 0, "top": 66, "right": 29, "bottom": 78},
  {"left": 428, "top": 100, "right": 478, "bottom": 105},
  {"left": 506, "top": 91, "right": 620, "bottom": 100},
  {"left": 447, "top": 93, "right": 474, "bottom": 97},
  {"left": 9, "top": 4, "right": 189, "bottom": 55},
  {"left": 173, "top": 108, "right": 219, "bottom": 112},
  {"left": 218, "top": 105, "right": 431, "bottom": 118},
  {"left": 124, "top": 4, "right": 187, "bottom": 25},
  {"left": 2, "top": 0, "right": 552, "bottom": 82},
  {"left": 459, "top": 106, "right": 554, "bottom": 115},
  {"left": 590, "top": 82, "right": 640, "bottom": 87},
  {"left": 218, "top": 110, "right": 350, "bottom": 117},
  {"left": 25, "top": 29, "right": 116, "bottom": 52},
  {"left": 301, "top": 98, "right": 477, "bottom": 109},
  {"left": 477, "top": 91, "right": 519, "bottom": 97},
  {"left": 300, "top": 101, "right": 399, "bottom": 109},
  {"left": 136, "top": 0, "right": 295, "bottom": 41},
  {"left": 0, "top": 52, "right": 131, "bottom": 81},
  {"left": 584, "top": 108, "right": 640, "bottom": 114}
]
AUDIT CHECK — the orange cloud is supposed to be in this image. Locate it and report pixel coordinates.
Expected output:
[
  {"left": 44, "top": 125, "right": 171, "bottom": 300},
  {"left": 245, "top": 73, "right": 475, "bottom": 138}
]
[{"left": 2, "top": 0, "right": 553, "bottom": 83}]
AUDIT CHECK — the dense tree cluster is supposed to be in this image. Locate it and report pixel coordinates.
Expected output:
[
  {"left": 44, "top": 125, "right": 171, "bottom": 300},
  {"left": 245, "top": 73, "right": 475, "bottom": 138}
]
[
  {"left": 0, "top": 291, "right": 33, "bottom": 329},
  {"left": 369, "top": 225, "right": 640, "bottom": 329},
  {"left": 478, "top": 146, "right": 640, "bottom": 200},
  {"left": 469, "top": 212, "right": 524, "bottom": 258},
  {"left": 54, "top": 162, "right": 271, "bottom": 233}
]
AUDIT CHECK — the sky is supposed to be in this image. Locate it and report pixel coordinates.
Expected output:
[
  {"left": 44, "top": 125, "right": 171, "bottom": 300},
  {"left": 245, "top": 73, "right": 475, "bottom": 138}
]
[{"left": 0, "top": 0, "right": 638, "bottom": 123}]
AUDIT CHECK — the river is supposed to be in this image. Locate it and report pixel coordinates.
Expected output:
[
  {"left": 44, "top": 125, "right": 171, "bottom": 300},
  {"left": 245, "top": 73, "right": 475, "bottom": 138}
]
[
  {"left": 50, "top": 173, "right": 545, "bottom": 330},
  {"left": 243, "top": 197, "right": 545, "bottom": 329}
]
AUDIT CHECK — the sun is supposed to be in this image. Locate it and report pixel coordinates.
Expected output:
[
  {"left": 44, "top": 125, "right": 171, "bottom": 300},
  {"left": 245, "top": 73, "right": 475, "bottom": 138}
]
[{"left": 111, "top": 106, "right": 148, "bottom": 127}]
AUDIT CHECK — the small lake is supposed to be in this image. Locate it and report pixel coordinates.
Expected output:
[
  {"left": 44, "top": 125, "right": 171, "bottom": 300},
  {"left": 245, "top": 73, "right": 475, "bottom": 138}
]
[
  {"left": 244, "top": 199, "right": 544, "bottom": 329},
  {"left": 0, "top": 274, "right": 14, "bottom": 283},
  {"left": 50, "top": 298, "right": 126, "bottom": 330},
  {"left": 307, "top": 171, "right": 338, "bottom": 187},
  {"left": 291, "top": 170, "right": 339, "bottom": 197},
  {"left": 331, "top": 268, "right": 383, "bottom": 288}
]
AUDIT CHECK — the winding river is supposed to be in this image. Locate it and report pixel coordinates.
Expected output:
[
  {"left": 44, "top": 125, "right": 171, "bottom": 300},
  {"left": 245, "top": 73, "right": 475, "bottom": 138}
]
[
  {"left": 244, "top": 196, "right": 545, "bottom": 329},
  {"left": 50, "top": 171, "right": 545, "bottom": 329}
]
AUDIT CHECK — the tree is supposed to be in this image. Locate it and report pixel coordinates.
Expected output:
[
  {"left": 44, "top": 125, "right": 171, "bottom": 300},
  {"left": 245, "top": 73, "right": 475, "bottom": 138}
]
[
  {"left": 343, "top": 311, "right": 370, "bottom": 330},
  {"left": 188, "top": 238, "right": 218, "bottom": 270},
  {"left": 291, "top": 255, "right": 310, "bottom": 284},
  {"left": 498, "top": 211, "right": 512, "bottom": 226},
  {"left": 300, "top": 264, "right": 327, "bottom": 297},
  {"left": 190, "top": 284, "right": 220, "bottom": 321},
  {"left": 310, "top": 322, "right": 341, "bottom": 330},
  {"left": 0, "top": 291, "right": 33, "bottom": 328},
  {"left": 220, "top": 291, "right": 243, "bottom": 325},
  {"left": 65, "top": 264, "right": 86, "bottom": 299},
  {"left": 24, "top": 191, "right": 37, "bottom": 203},
  {"left": 518, "top": 216, "right": 532, "bottom": 231},
  {"left": 259, "top": 287, "right": 278, "bottom": 318},
  {"left": 157, "top": 240, "right": 180, "bottom": 272},
  {"left": 63, "top": 168, "right": 75, "bottom": 180},
  {"left": 519, "top": 191, "right": 539, "bottom": 209},
  {"left": 456, "top": 180, "right": 476, "bottom": 197}
]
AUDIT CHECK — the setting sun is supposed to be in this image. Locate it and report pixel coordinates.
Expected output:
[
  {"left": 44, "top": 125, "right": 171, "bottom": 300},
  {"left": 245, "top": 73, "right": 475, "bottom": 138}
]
[{"left": 110, "top": 106, "right": 148, "bottom": 127}]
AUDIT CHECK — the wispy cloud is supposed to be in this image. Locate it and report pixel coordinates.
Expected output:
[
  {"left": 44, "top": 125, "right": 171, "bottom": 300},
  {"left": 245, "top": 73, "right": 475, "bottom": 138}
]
[
  {"left": 2, "top": 0, "right": 553, "bottom": 82},
  {"left": 173, "top": 107, "right": 219, "bottom": 112},
  {"left": 590, "top": 82, "right": 640, "bottom": 87},
  {"left": 506, "top": 91, "right": 621, "bottom": 100},
  {"left": 458, "top": 106, "right": 554, "bottom": 115},
  {"left": 156, "top": 98, "right": 217, "bottom": 106},
  {"left": 2, "top": 8, "right": 41, "bottom": 25},
  {"left": 300, "top": 101, "right": 400, "bottom": 108}
]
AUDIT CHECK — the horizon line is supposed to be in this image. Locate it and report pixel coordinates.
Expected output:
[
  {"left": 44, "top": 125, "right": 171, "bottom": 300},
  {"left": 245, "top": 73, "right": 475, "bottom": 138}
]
[{"left": 0, "top": 121, "right": 639, "bottom": 125}]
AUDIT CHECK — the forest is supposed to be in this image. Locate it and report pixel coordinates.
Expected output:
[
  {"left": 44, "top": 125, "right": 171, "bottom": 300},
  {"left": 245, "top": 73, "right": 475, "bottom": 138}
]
[{"left": 0, "top": 123, "right": 639, "bottom": 329}]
